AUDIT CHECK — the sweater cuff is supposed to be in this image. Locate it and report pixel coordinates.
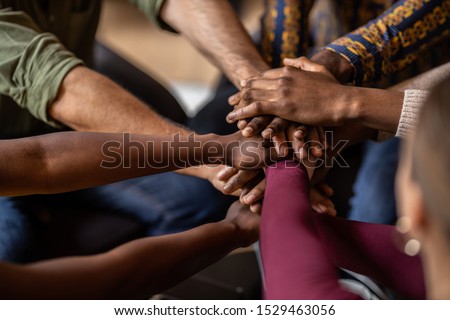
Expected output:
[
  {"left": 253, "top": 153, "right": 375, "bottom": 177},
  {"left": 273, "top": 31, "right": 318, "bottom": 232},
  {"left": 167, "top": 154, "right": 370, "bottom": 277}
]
[{"left": 396, "top": 90, "right": 429, "bottom": 138}]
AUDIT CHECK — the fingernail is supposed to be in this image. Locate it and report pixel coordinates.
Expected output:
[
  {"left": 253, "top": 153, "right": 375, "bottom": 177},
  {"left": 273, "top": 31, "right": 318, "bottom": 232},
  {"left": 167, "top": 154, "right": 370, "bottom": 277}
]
[
  {"left": 295, "top": 130, "right": 304, "bottom": 139},
  {"left": 223, "top": 183, "right": 232, "bottom": 192},
  {"left": 237, "top": 120, "right": 247, "bottom": 130},
  {"left": 240, "top": 79, "right": 247, "bottom": 87},
  {"left": 317, "top": 203, "right": 328, "bottom": 212},
  {"left": 313, "top": 147, "right": 323, "bottom": 157},
  {"left": 243, "top": 127, "right": 253, "bottom": 136},
  {"left": 262, "top": 129, "right": 272, "bottom": 138},
  {"left": 217, "top": 168, "right": 228, "bottom": 180},
  {"left": 246, "top": 194, "right": 256, "bottom": 204},
  {"left": 227, "top": 112, "right": 236, "bottom": 121}
]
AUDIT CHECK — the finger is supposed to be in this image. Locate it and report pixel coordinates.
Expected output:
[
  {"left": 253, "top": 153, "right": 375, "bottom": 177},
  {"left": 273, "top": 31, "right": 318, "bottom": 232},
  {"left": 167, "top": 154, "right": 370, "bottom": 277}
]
[
  {"left": 242, "top": 179, "right": 266, "bottom": 206},
  {"left": 307, "top": 127, "right": 324, "bottom": 158},
  {"left": 227, "top": 101, "right": 273, "bottom": 123},
  {"left": 272, "top": 129, "right": 289, "bottom": 157},
  {"left": 294, "top": 124, "right": 308, "bottom": 139},
  {"left": 312, "top": 202, "right": 337, "bottom": 216},
  {"left": 222, "top": 169, "right": 260, "bottom": 194},
  {"left": 287, "top": 125, "right": 305, "bottom": 159},
  {"left": 284, "top": 56, "right": 327, "bottom": 73},
  {"left": 262, "top": 117, "right": 289, "bottom": 139},
  {"left": 283, "top": 56, "right": 307, "bottom": 69},
  {"left": 242, "top": 116, "right": 273, "bottom": 137},
  {"left": 243, "top": 78, "right": 286, "bottom": 91},
  {"left": 250, "top": 202, "right": 262, "bottom": 214},
  {"left": 317, "top": 126, "right": 327, "bottom": 150},
  {"left": 237, "top": 119, "right": 248, "bottom": 130},
  {"left": 216, "top": 166, "right": 238, "bottom": 181},
  {"left": 259, "top": 67, "right": 291, "bottom": 79},
  {"left": 228, "top": 91, "right": 243, "bottom": 106},
  {"left": 317, "top": 182, "right": 334, "bottom": 197},
  {"left": 238, "top": 89, "right": 280, "bottom": 107}
]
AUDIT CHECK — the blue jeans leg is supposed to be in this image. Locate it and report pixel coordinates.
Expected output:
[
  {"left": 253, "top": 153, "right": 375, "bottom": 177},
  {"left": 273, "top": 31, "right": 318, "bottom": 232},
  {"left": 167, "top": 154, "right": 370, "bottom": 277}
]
[
  {"left": 348, "top": 138, "right": 401, "bottom": 224},
  {"left": 0, "top": 172, "right": 234, "bottom": 261},
  {"left": 0, "top": 197, "right": 37, "bottom": 262},
  {"left": 82, "top": 171, "right": 235, "bottom": 236}
]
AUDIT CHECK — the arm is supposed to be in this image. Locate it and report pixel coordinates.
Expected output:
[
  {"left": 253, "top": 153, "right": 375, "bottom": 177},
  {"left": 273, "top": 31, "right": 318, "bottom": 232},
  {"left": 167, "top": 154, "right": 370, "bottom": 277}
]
[
  {"left": 158, "top": 0, "right": 269, "bottom": 87},
  {"left": 228, "top": 58, "right": 450, "bottom": 136},
  {"left": 261, "top": 161, "right": 424, "bottom": 299},
  {"left": 130, "top": 0, "right": 269, "bottom": 86},
  {"left": 0, "top": 9, "right": 188, "bottom": 136},
  {"left": 261, "top": 161, "right": 359, "bottom": 299},
  {"left": 0, "top": 131, "right": 276, "bottom": 196},
  {"left": 0, "top": 201, "right": 259, "bottom": 299},
  {"left": 0, "top": 8, "right": 266, "bottom": 202},
  {"left": 50, "top": 66, "right": 189, "bottom": 136}
]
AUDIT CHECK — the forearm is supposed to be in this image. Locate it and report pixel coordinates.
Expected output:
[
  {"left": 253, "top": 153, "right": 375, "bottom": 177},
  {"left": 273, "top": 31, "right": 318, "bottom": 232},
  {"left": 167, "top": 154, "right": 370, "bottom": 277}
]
[
  {"left": 49, "top": 66, "right": 189, "bottom": 136},
  {"left": 0, "top": 221, "right": 242, "bottom": 299},
  {"left": 161, "top": 0, "right": 269, "bottom": 86},
  {"left": 344, "top": 86, "right": 404, "bottom": 133},
  {"left": 0, "top": 131, "right": 227, "bottom": 196}
]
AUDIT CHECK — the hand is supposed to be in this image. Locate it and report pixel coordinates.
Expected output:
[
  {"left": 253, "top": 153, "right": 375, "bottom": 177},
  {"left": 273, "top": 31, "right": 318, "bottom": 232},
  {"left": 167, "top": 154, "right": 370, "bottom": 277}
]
[
  {"left": 220, "top": 131, "right": 279, "bottom": 169},
  {"left": 286, "top": 124, "right": 326, "bottom": 160},
  {"left": 227, "top": 57, "right": 350, "bottom": 127},
  {"left": 213, "top": 166, "right": 266, "bottom": 214},
  {"left": 310, "top": 182, "right": 336, "bottom": 216},
  {"left": 237, "top": 116, "right": 291, "bottom": 157},
  {"left": 224, "top": 201, "right": 260, "bottom": 247},
  {"left": 310, "top": 49, "right": 354, "bottom": 84}
]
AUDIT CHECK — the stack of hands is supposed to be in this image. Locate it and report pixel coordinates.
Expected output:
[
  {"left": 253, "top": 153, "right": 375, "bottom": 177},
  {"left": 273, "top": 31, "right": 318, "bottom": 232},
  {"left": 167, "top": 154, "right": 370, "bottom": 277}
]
[{"left": 212, "top": 57, "right": 351, "bottom": 217}]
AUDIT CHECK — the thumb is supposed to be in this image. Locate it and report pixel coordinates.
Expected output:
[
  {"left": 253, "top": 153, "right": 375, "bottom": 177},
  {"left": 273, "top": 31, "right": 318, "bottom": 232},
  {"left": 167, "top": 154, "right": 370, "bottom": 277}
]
[
  {"left": 283, "top": 56, "right": 307, "bottom": 69},
  {"left": 284, "top": 56, "right": 325, "bottom": 72}
]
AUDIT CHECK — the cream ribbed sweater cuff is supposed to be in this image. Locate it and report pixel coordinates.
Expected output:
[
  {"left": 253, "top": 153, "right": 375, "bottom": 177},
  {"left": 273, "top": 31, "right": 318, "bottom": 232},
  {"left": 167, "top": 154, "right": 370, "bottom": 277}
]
[{"left": 396, "top": 90, "right": 429, "bottom": 138}]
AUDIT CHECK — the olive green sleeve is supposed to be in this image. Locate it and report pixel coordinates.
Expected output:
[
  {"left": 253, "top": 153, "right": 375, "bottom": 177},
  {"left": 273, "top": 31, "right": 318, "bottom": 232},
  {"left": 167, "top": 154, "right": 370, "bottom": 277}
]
[
  {"left": 0, "top": 9, "right": 83, "bottom": 127},
  {"left": 129, "top": 0, "right": 176, "bottom": 32}
]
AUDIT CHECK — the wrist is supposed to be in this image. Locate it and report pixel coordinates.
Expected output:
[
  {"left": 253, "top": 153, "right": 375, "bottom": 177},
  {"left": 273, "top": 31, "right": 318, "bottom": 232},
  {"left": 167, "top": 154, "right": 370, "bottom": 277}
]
[
  {"left": 345, "top": 87, "right": 405, "bottom": 133},
  {"left": 235, "top": 64, "right": 270, "bottom": 88},
  {"left": 215, "top": 220, "right": 244, "bottom": 248},
  {"left": 199, "top": 133, "right": 227, "bottom": 166},
  {"left": 216, "top": 220, "right": 252, "bottom": 249},
  {"left": 312, "top": 49, "right": 354, "bottom": 84},
  {"left": 342, "top": 86, "right": 366, "bottom": 123}
]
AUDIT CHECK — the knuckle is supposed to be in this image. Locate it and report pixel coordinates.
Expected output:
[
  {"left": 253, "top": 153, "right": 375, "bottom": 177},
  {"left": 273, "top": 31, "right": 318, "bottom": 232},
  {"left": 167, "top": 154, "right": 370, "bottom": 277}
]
[
  {"left": 277, "top": 77, "right": 290, "bottom": 86},
  {"left": 253, "top": 101, "right": 264, "bottom": 113},
  {"left": 280, "top": 86, "right": 290, "bottom": 96},
  {"left": 250, "top": 116, "right": 264, "bottom": 129},
  {"left": 268, "top": 120, "right": 281, "bottom": 131},
  {"left": 245, "top": 79, "right": 255, "bottom": 89},
  {"left": 243, "top": 90, "right": 254, "bottom": 102},
  {"left": 317, "top": 65, "right": 327, "bottom": 72},
  {"left": 231, "top": 175, "right": 244, "bottom": 188}
]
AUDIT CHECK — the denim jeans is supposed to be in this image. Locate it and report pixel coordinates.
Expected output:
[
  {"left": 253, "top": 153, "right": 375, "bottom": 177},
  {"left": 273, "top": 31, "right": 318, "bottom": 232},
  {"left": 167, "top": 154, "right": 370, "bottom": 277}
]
[
  {"left": 0, "top": 197, "right": 38, "bottom": 262},
  {"left": 348, "top": 138, "right": 401, "bottom": 225},
  {"left": 0, "top": 172, "right": 234, "bottom": 262}
]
